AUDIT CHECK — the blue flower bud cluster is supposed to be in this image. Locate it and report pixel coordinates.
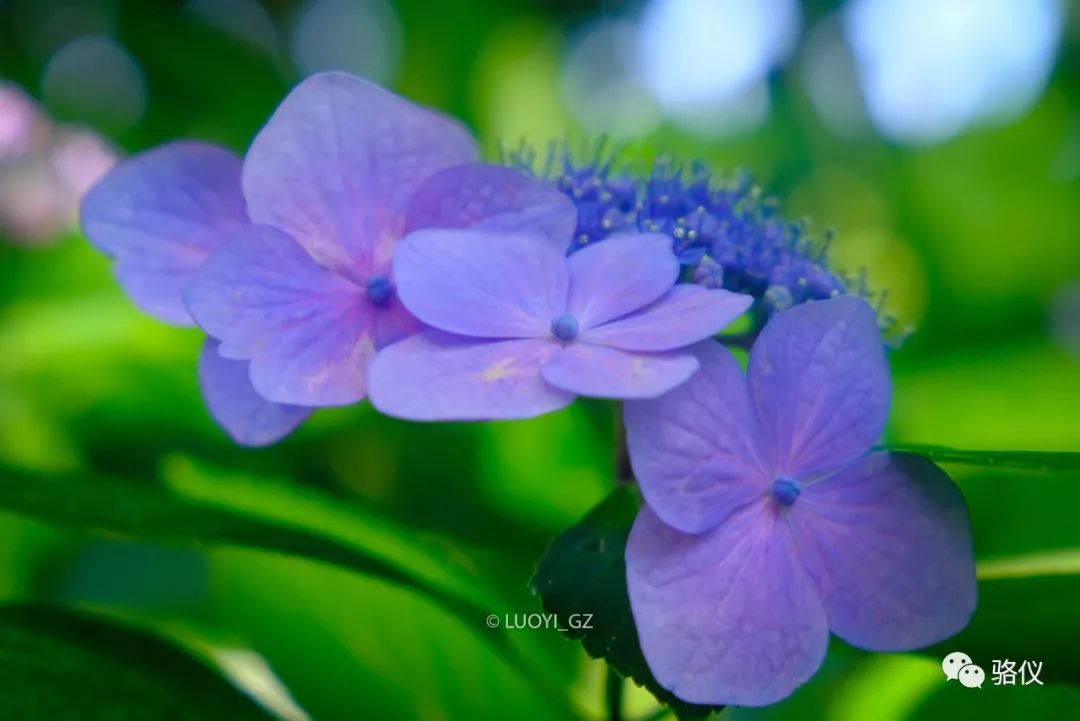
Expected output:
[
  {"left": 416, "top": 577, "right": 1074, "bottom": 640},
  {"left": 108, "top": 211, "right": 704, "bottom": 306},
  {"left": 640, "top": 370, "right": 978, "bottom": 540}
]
[{"left": 508, "top": 145, "right": 900, "bottom": 340}]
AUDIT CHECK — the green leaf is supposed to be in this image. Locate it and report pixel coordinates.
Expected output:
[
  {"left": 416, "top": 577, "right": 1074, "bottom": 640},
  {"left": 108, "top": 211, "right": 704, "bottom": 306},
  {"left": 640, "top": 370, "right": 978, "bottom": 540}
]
[
  {"left": 0, "top": 604, "right": 273, "bottom": 720},
  {"left": 976, "top": 548, "right": 1080, "bottom": 580},
  {"left": 160, "top": 455, "right": 505, "bottom": 615},
  {"left": 882, "top": 444, "right": 1080, "bottom": 471},
  {"left": 0, "top": 461, "right": 491, "bottom": 623},
  {"left": 530, "top": 485, "right": 722, "bottom": 721},
  {"left": 0, "top": 460, "right": 576, "bottom": 715},
  {"left": 917, "top": 460, "right": 1080, "bottom": 684},
  {"left": 213, "top": 548, "right": 579, "bottom": 721},
  {"left": 923, "top": 570, "right": 1080, "bottom": 684}
]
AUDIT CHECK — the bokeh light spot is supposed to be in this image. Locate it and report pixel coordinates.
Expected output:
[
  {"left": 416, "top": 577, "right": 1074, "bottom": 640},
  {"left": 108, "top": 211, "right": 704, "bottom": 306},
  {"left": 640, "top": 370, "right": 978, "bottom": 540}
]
[
  {"left": 561, "top": 20, "right": 660, "bottom": 139},
  {"left": 41, "top": 35, "right": 146, "bottom": 134},
  {"left": 844, "top": 0, "right": 1065, "bottom": 144},
  {"left": 290, "top": 0, "right": 402, "bottom": 83},
  {"left": 636, "top": 0, "right": 798, "bottom": 112},
  {"left": 662, "top": 81, "right": 770, "bottom": 139},
  {"left": 801, "top": 15, "right": 870, "bottom": 138},
  {"left": 48, "top": 129, "right": 118, "bottom": 199}
]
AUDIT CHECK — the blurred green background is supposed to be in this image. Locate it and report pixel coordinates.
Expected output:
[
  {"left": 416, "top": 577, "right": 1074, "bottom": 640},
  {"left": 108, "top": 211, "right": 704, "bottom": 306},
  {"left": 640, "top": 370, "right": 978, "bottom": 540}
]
[{"left": 0, "top": 0, "right": 1078, "bottom": 719}]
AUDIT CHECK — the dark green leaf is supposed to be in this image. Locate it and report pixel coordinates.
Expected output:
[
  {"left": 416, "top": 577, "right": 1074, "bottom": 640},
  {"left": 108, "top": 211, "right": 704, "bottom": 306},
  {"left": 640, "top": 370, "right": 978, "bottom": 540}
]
[
  {"left": 0, "top": 461, "right": 575, "bottom": 715},
  {"left": 160, "top": 455, "right": 506, "bottom": 614},
  {"left": 530, "top": 485, "right": 722, "bottom": 721},
  {"left": 0, "top": 604, "right": 273, "bottom": 720},
  {"left": 907, "top": 456, "right": 1080, "bottom": 682},
  {"left": 882, "top": 445, "right": 1080, "bottom": 471},
  {"left": 923, "top": 571, "right": 1080, "bottom": 684},
  {"left": 0, "top": 462, "right": 491, "bottom": 619}
]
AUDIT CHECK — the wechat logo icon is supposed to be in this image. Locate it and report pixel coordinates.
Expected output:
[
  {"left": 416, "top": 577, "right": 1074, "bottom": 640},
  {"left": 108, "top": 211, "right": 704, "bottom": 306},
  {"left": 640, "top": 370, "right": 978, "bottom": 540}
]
[{"left": 943, "top": 651, "right": 984, "bottom": 689}]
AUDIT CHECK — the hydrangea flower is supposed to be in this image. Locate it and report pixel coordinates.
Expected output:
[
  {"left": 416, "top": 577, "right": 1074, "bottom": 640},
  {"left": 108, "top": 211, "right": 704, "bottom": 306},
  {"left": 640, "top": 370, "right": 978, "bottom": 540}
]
[
  {"left": 513, "top": 149, "right": 901, "bottom": 337},
  {"left": 368, "top": 233, "right": 753, "bottom": 420},
  {"left": 81, "top": 140, "right": 313, "bottom": 446},
  {"left": 82, "top": 72, "right": 572, "bottom": 445},
  {"left": 622, "top": 296, "right": 976, "bottom": 706}
]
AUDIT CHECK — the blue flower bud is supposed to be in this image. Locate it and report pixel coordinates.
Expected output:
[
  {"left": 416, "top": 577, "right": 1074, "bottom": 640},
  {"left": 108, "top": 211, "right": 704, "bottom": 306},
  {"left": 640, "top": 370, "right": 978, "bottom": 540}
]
[
  {"left": 772, "top": 477, "right": 801, "bottom": 507},
  {"left": 365, "top": 274, "right": 393, "bottom": 305},
  {"left": 550, "top": 313, "right": 580, "bottom": 341}
]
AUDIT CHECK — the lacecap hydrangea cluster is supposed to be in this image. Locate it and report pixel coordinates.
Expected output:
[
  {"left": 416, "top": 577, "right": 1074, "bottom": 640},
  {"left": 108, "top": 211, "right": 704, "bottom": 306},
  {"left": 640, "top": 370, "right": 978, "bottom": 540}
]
[
  {"left": 509, "top": 144, "right": 899, "bottom": 342},
  {"left": 81, "top": 72, "right": 976, "bottom": 707}
]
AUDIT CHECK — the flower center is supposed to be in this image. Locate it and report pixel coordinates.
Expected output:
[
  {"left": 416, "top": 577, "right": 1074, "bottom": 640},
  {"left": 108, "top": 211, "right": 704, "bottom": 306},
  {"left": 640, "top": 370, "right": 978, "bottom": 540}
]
[
  {"left": 550, "top": 313, "right": 580, "bottom": 341},
  {"left": 365, "top": 275, "right": 393, "bottom": 306},
  {"left": 772, "top": 477, "right": 801, "bottom": 507}
]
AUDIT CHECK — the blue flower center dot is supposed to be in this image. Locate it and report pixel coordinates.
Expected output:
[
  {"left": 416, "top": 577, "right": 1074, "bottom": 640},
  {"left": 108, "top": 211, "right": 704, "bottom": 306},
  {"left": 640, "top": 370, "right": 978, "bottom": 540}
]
[
  {"left": 772, "top": 477, "right": 801, "bottom": 507},
  {"left": 365, "top": 275, "right": 393, "bottom": 306},
  {"left": 550, "top": 313, "right": 580, "bottom": 341}
]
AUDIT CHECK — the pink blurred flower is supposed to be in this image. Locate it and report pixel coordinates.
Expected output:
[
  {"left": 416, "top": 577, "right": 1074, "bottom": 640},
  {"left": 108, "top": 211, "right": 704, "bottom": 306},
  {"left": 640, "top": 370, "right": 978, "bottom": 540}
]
[
  {"left": 0, "top": 82, "right": 47, "bottom": 159},
  {"left": 0, "top": 83, "right": 119, "bottom": 246}
]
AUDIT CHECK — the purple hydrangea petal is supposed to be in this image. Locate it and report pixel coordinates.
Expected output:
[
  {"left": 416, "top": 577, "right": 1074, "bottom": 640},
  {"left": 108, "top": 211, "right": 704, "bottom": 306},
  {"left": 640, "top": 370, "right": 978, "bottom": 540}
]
[
  {"left": 368, "top": 330, "right": 572, "bottom": 420},
  {"left": 394, "top": 230, "right": 569, "bottom": 338},
  {"left": 626, "top": 503, "right": 830, "bottom": 707},
  {"left": 567, "top": 233, "right": 679, "bottom": 329},
  {"left": 185, "top": 225, "right": 373, "bottom": 406},
  {"left": 623, "top": 341, "right": 771, "bottom": 533},
  {"left": 371, "top": 292, "right": 423, "bottom": 349},
  {"left": 243, "top": 72, "right": 477, "bottom": 274},
  {"left": 749, "top": 296, "right": 890, "bottom": 478},
  {"left": 80, "top": 142, "right": 248, "bottom": 325},
  {"left": 580, "top": 284, "right": 753, "bottom": 351},
  {"left": 790, "top": 452, "right": 977, "bottom": 651},
  {"left": 198, "top": 340, "right": 311, "bottom": 446},
  {"left": 539, "top": 344, "right": 698, "bottom": 399},
  {"left": 404, "top": 163, "right": 576, "bottom": 252}
]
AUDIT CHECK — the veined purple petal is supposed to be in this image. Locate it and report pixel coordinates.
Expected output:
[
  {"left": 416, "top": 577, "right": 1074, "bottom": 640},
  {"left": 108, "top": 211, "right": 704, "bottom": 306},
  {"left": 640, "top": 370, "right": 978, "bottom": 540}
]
[
  {"left": 624, "top": 341, "right": 771, "bottom": 534},
  {"left": 80, "top": 142, "right": 247, "bottom": 325},
  {"left": 404, "top": 163, "right": 576, "bottom": 253},
  {"left": 394, "top": 230, "right": 568, "bottom": 338},
  {"left": 749, "top": 296, "right": 890, "bottom": 478},
  {"left": 790, "top": 452, "right": 977, "bottom": 651},
  {"left": 626, "top": 503, "right": 829, "bottom": 707},
  {"left": 540, "top": 343, "right": 698, "bottom": 400},
  {"left": 198, "top": 340, "right": 311, "bottom": 446},
  {"left": 581, "top": 284, "right": 752, "bottom": 351},
  {"left": 185, "top": 225, "right": 374, "bottom": 407},
  {"left": 368, "top": 330, "right": 571, "bottom": 421},
  {"left": 567, "top": 233, "right": 679, "bottom": 329},
  {"left": 242, "top": 72, "right": 477, "bottom": 275}
]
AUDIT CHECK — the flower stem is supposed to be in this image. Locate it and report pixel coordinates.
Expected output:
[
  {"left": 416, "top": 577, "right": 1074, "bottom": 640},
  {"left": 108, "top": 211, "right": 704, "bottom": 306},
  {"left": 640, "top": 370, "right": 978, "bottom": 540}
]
[{"left": 606, "top": 666, "right": 624, "bottom": 721}]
